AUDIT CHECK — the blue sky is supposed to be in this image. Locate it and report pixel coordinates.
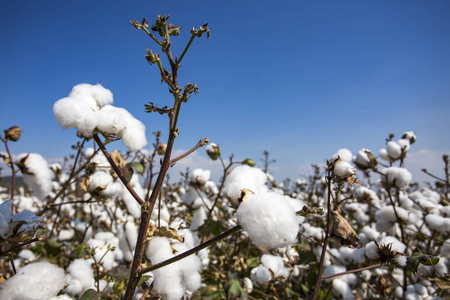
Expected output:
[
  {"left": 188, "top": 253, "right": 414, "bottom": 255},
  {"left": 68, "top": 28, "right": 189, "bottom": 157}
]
[{"left": 1, "top": 1, "right": 449, "bottom": 183}]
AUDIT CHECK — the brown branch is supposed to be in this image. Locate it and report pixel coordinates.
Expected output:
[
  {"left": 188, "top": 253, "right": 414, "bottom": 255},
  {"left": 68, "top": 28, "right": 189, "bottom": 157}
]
[
  {"left": 169, "top": 138, "right": 209, "bottom": 165},
  {"left": 140, "top": 225, "right": 242, "bottom": 274},
  {"left": 93, "top": 134, "right": 145, "bottom": 206},
  {"left": 322, "top": 263, "right": 383, "bottom": 280}
]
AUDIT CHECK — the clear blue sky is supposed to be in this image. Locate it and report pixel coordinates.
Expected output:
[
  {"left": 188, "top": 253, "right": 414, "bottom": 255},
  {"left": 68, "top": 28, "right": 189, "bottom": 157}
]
[{"left": 1, "top": 1, "right": 449, "bottom": 182}]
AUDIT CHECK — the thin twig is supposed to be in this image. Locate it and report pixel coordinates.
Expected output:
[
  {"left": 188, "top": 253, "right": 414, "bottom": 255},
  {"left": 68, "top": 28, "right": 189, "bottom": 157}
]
[{"left": 169, "top": 138, "right": 209, "bottom": 165}]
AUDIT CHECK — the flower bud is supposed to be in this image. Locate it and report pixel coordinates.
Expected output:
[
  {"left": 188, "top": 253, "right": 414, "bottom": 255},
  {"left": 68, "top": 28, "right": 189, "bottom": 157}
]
[
  {"left": 4, "top": 126, "right": 21, "bottom": 142},
  {"left": 206, "top": 143, "right": 220, "bottom": 160},
  {"left": 156, "top": 143, "right": 166, "bottom": 155},
  {"left": 242, "top": 158, "right": 255, "bottom": 167}
]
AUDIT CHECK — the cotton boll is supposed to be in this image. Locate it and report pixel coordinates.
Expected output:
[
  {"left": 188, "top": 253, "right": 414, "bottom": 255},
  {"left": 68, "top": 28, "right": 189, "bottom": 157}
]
[
  {"left": 381, "top": 167, "right": 412, "bottom": 189},
  {"left": 331, "top": 278, "right": 355, "bottom": 300},
  {"left": 333, "top": 160, "right": 356, "bottom": 178},
  {"left": 261, "top": 254, "right": 290, "bottom": 278},
  {"left": 386, "top": 141, "right": 402, "bottom": 160},
  {"left": 190, "top": 169, "right": 211, "bottom": 186},
  {"left": 145, "top": 236, "right": 202, "bottom": 300},
  {"left": 116, "top": 111, "right": 147, "bottom": 151},
  {"left": 17, "top": 153, "right": 53, "bottom": 199},
  {"left": 0, "top": 261, "right": 66, "bottom": 300},
  {"left": 338, "top": 246, "right": 365, "bottom": 264},
  {"left": 224, "top": 165, "right": 268, "bottom": 207},
  {"left": 397, "top": 139, "right": 410, "bottom": 153},
  {"left": 236, "top": 192, "right": 299, "bottom": 249},
  {"left": 251, "top": 266, "right": 272, "bottom": 285},
  {"left": 378, "top": 148, "right": 391, "bottom": 161},
  {"left": 425, "top": 214, "right": 450, "bottom": 233},
  {"left": 64, "top": 258, "right": 95, "bottom": 296},
  {"left": 69, "top": 83, "right": 113, "bottom": 107},
  {"left": 332, "top": 148, "right": 353, "bottom": 162}
]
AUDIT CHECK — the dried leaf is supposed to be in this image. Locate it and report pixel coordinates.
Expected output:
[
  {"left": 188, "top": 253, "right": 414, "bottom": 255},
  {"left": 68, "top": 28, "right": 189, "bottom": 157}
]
[
  {"left": 330, "top": 210, "right": 360, "bottom": 248},
  {"left": 156, "top": 226, "right": 184, "bottom": 243},
  {"left": 79, "top": 177, "right": 90, "bottom": 192},
  {"left": 428, "top": 277, "right": 450, "bottom": 289}
]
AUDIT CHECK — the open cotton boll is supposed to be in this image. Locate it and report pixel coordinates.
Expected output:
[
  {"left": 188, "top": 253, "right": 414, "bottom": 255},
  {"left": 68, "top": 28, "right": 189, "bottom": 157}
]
[
  {"left": 236, "top": 192, "right": 299, "bottom": 249},
  {"left": 64, "top": 258, "right": 95, "bottom": 296},
  {"left": 353, "top": 148, "right": 375, "bottom": 169},
  {"left": 190, "top": 169, "right": 211, "bottom": 186},
  {"left": 0, "top": 260, "right": 65, "bottom": 300},
  {"left": 224, "top": 165, "right": 268, "bottom": 207},
  {"left": 145, "top": 236, "right": 202, "bottom": 300},
  {"left": 386, "top": 141, "right": 402, "bottom": 160},
  {"left": 260, "top": 254, "right": 290, "bottom": 278},
  {"left": 339, "top": 246, "right": 365, "bottom": 264},
  {"left": 87, "top": 232, "right": 123, "bottom": 270},
  {"left": 425, "top": 214, "right": 450, "bottom": 233},
  {"left": 332, "top": 148, "right": 353, "bottom": 162},
  {"left": 251, "top": 266, "right": 272, "bottom": 285},
  {"left": 381, "top": 167, "right": 412, "bottom": 189},
  {"left": 69, "top": 83, "right": 113, "bottom": 107},
  {"left": 16, "top": 153, "right": 53, "bottom": 199},
  {"left": 378, "top": 148, "right": 391, "bottom": 162},
  {"left": 333, "top": 160, "right": 356, "bottom": 178},
  {"left": 396, "top": 139, "right": 410, "bottom": 152},
  {"left": 54, "top": 83, "right": 147, "bottom": 151},
  {"left": 331, "top": 279, "right": 355, "bottom": 300}
]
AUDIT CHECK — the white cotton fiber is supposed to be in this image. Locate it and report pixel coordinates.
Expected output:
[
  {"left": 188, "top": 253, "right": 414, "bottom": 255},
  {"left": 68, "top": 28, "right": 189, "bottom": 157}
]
[
  {"left": 0, "top": 261, "right": 65, "bottom": 300},
  {"left": 381, "top": 167, "right": 412, "bottom": 189},
  {"left": 251, "top": 254, "right": 290, "bottom": 285},
  {"left": 425, "top": 214, "right": 450, "bottom": 233},
  {"left": 69, "top": 83, "right": 113, "bottom": 107},
  {"left": 386, "top": 141, "right": 402, "bottom": 160},
  {"left": 224, "top": 165, "right": 268, "bottom": 207},
  {"left": 332, "top": 148, "right": 353, "bottom": 162},
  {"left": 331, "top": 278, "right": 355, "bottom": 300},
  {"left": 333, "top": 161, "right": 356, "bottom": 178},
  {"left": 64, "top": 258, "right": 95, "bottom": 295},
  {"left": 54, "top": 83, "right": 147, "bottom": 151},
  {"left": 145, "top": 236, "right": 202, "bottom": 300},
  {"left": 236, "top": 192, "right": 299, "bottom": 249},
  {"left": 190, "top": 169, "right": 211, "bottom": 186},
  {"left": 251, "top": 266, "right": 272, "bottom": 285},
  {"left": 353, "top": 148, "right": 373, "bottom": 169},
  {"left": 16, "top": 153, "right": 53, "bottom": 199}
]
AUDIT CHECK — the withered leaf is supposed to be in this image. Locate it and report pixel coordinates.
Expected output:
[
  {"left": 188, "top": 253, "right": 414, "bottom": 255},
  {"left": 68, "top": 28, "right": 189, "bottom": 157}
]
[
  {"left": 428, "top": 277, "right": 450, "bottom": 289},
  {"left": 330, "top": 210, "right": 360, "bottom": 248}
]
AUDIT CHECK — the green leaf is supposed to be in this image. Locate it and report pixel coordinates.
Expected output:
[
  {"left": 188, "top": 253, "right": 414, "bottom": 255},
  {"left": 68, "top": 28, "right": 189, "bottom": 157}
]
[
  {"left": 138, "top": 275, "right": 152, "bottom": 287},
  {"left": 245, "top": 257, "right": 260, "bottom": 269},
  {"left": 407, "top": 248, "right": 440, "bottom": 275},
  {"left": 128, "top": 162, "right": 144, "bottom": 175},
  {"left": 76, "top": 243, "right": 89, "bottom": 257},
  {"left": 225, "top": 279, "right": 243, "bottom": 297},
  {"left": 79, "top": 289, "right": 101, "bottom": 300}
]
